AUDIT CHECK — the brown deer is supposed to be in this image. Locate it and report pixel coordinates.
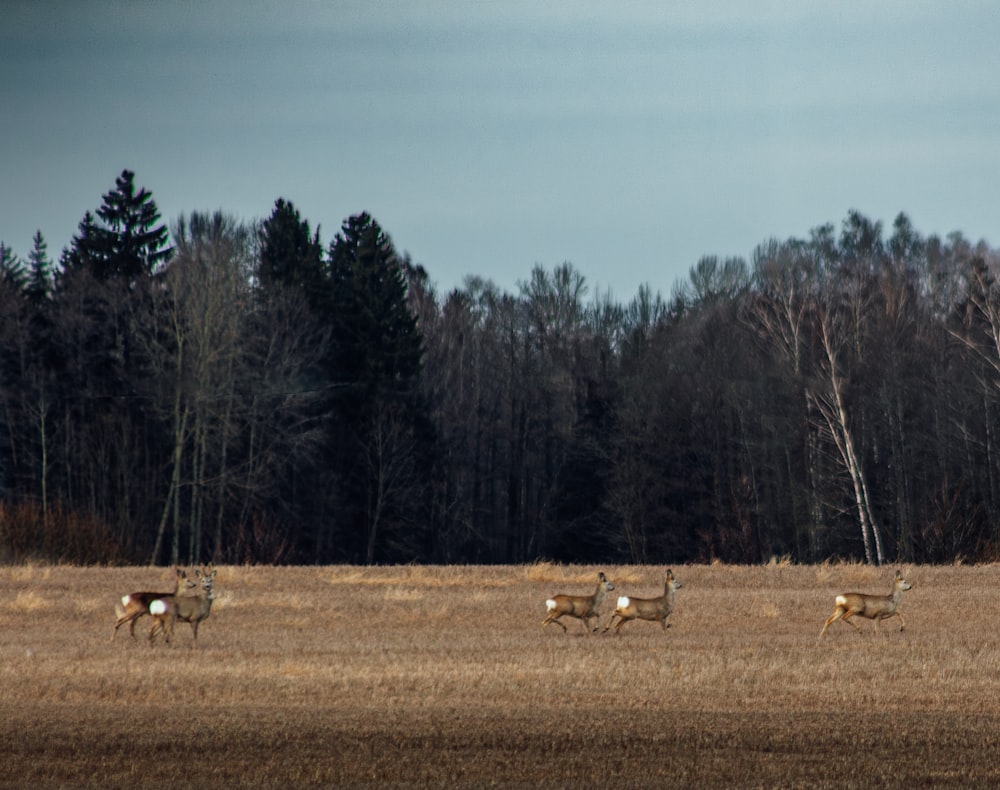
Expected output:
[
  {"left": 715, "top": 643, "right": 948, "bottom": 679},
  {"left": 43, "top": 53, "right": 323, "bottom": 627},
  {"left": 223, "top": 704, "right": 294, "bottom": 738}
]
[
  {"left": 112, "top": 567, "right": 192, "bottom": 641},
  {"left": 148, "top": 564, "right": 217, "bottom": 646},
  {"left": 819, "top": 569, "right": 912, "bottom": 638},
  {"left": 603, "top": 568, "right": 682, "bottom": 634},
  {"left": 542, "top": 571, "right": 615, "bottom": 634}
]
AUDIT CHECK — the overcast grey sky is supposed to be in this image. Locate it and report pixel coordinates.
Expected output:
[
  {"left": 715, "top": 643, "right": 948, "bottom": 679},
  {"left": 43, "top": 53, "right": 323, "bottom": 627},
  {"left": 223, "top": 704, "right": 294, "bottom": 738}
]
[{"left": 2, "top": 1, "right": 998, "bottom": 299}]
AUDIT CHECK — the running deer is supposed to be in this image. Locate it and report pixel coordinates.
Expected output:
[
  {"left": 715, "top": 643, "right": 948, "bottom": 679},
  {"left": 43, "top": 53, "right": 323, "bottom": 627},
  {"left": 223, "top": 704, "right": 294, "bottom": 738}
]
[
  {"left": 604, "top": 568, "right": 682, "bottom": 634},
  {"left": 819, "top": 569, "right": 912, "bottom": 638},
  {"left": 112, "top": 567, "right": 192, "bottom": 641},
  {"left": 148, "top": 564, "right": 217, "bottom": 646},
  {"left": 542, "top": 571, "right": 615, "bottom": 634}
]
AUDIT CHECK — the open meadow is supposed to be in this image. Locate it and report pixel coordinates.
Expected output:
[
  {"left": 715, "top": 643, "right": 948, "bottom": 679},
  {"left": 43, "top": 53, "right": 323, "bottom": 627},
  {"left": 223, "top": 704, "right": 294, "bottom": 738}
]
[{"left": 3, "top": 562, "right": 1000, "bottom": 788}]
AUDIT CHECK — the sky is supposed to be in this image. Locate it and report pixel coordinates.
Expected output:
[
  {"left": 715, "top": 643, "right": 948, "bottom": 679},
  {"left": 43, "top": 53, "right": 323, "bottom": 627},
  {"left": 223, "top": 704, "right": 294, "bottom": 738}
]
[{"left": 2, "top": 1, "right": 999, "bottom": 301}]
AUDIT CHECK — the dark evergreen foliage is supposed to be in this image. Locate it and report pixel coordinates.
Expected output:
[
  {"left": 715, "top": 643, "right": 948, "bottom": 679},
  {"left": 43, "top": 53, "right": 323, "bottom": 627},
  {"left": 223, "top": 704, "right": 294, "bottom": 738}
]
[
  {"left": 62, "top": 170, "right": 171, "bottom": 280},
  {"left": 327, "top": 213, "right": 432, "bottom": 564},
  {"left": 26, "top": 231, "right": 53, "bottom": 304},
  {"left": 2, "top": 178, "right": 1000, "bottom": 565},
  {"left": 0, "top": 243, "right": 26, "bottom": 290},
  {"left": 257, "top": 198, "right": 325, "bottom": 300}
]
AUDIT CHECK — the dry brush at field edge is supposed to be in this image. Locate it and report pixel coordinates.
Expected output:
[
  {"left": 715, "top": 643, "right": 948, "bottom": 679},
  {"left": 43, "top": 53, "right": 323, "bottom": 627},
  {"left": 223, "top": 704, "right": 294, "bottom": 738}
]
[{"left": 2, "top": 562, "right": 1000, "bottom": 788}]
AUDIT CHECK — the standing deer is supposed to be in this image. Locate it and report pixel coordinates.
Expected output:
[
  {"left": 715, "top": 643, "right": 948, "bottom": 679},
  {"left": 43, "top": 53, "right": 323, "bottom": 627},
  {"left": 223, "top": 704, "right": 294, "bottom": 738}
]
[
  {"left": 819, "top": 569, "right": 912, "bottom": 638},
  {"left": 112, "top": 567, "right": 192, "bottom": 641},
  {"left": 542, "top": 571, "right": 615, "bottom": 634},
  {"left": 604, "top": 568, "right": 682, "bottom": 634},
  {"left": 148, "top": 564, "right": 217, "bottom": 646}
]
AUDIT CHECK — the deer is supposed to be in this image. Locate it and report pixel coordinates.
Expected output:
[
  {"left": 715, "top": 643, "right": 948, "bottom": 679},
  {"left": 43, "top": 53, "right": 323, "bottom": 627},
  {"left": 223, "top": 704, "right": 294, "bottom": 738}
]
[
  {"left": 603, "top": 568, "right": 682, "bottom": 634},
  {"left": 819, "top": 569, "right": 912, "bottom": 638},
  {"left": 112, "top": 567, "right": 193, "bottom": 641},
  {"left": 542, "top": 571, "right": 615, "bottom": 634},
  {"left": 148, "top": 564, "right": 217, "bottom": 646}
]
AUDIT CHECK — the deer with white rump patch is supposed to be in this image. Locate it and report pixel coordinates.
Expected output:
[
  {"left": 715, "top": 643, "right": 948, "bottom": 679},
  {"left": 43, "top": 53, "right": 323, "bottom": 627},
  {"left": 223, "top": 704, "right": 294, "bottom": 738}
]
[
  {"left": 542, "top": 571, "right": 615, "bottom": 634},
  {"left": 148, "top": 564, "right": 217, "bottom": 646},
  {"left": 112, "top": 567, "right": 192, "bottom": 641},
  {"left": 604, "top": 568, "right": 681, "bottom": 634},
  {"left": 819, "top": 569, "right": 912, "bottom": 638}
]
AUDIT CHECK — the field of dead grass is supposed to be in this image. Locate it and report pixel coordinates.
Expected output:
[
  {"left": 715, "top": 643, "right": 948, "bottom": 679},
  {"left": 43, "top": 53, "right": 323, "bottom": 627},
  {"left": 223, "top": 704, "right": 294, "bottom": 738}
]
[{"left": 2, "top": 561, "right": 1000, "bottom": 788}]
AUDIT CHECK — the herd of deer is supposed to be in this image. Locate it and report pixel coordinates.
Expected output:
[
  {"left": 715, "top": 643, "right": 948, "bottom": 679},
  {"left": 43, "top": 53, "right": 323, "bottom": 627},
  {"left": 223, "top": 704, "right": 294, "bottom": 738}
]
[
  {"left": 108, "top": 563, "right": 912, "bottom": 647},
  {"left": 542, "top": 568, "right": 913, "bottom": 638},
  {"left": 111, "top": 564, "right": 217, "bottom": 646}
]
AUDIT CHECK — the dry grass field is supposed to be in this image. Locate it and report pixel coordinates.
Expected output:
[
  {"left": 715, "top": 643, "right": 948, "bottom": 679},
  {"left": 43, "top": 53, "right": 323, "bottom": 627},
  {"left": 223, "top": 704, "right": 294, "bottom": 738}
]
[{"left": 2, "top": 562, "right": 1000, "bottom": 788}]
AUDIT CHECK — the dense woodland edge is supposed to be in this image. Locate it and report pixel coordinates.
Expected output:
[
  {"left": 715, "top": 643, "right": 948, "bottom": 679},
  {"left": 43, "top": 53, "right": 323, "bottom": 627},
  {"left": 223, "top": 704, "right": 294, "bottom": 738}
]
[{"left": 1, "top": 168, "right": 999, "bottom": 567}]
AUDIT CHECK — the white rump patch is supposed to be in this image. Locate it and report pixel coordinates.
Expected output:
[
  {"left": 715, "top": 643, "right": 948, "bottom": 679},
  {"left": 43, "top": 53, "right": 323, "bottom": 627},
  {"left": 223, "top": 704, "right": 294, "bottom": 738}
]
[
  {"left": 121, "top": 595, "right": 131, "bottom": 607},
  {"left": 835, "top": 595, "right": 848, "bottom": 607},
  {"left": 545, "top": 599, "right": 557, "bottom": 611},
  {"left": 149, "top": 599, "right": 169, "bottom": 616},
  {"left": 617, "top": 596, "right": 630, "bottom": 609}
]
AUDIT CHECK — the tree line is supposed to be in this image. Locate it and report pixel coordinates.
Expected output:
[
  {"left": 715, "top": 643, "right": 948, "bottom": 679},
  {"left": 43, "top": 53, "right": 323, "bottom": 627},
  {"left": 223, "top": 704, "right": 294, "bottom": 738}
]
[{"left": 1, "top": 169, "right": 998, "bottom": 565}]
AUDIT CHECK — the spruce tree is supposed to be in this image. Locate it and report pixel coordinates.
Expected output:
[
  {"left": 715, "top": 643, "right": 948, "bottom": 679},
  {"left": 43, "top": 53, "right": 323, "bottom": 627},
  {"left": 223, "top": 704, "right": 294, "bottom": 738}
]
[
  {"left": 95, "top": 169, "right": 171, "bottom": 279},
  {"left": 328, "top": 212, "right": 423, "bottom": 407},
  {"left": 62, "top": 170, "right": 171, "bottom": 281},
  {"left": 61, "top": 211, "right": 101, "bottom": 276},
  {"left": 0, "top": 242, "right": 26, "bottom": 291},
  {"left": 26, "top": 230, "right": 52, "bottom": 304},
  {"left": 257, "top": 198, "right": 325, "bottom": 303},
  {"left": 327, "top": 213, "right": 430, "bottom": 563}
]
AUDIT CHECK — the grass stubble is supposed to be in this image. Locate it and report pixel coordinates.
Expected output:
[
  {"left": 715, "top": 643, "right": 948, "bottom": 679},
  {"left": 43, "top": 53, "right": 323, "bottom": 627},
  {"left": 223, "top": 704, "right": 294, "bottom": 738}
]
[{"left": 2, "top": 562, "right": 1000, "bottom": 788}]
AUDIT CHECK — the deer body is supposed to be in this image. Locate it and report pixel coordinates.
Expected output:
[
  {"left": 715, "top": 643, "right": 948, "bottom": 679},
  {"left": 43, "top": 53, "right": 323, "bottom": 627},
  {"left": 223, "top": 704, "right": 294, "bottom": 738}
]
[
  {"left": 819, "top": 570, "right": 912, "bottom": 638},
  {"left": 112, "top": 568, "right": 188, "bottom": 641},
  {"left": 542, "top": 572, "right": 614, "bottom": 634},
  {"left": 149, "top": 565, "right": 217, "bottom": 646},
  {"left": 604, "top": 569, "right": 681, "bottom": 633}
]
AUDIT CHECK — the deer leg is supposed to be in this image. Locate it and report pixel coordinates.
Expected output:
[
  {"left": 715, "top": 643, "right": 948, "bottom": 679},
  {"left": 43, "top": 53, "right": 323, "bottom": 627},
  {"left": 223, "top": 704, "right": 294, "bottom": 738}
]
[
  {"left": 819, "top": 611, "right": 840, "bottom": 638},
  {"left": 112, "top": 614, "right": 135, "bottom": 641},
  {"left": 842, "top": 611, "right": 863, "bottom": 633},
  {"left": 543, "top": 615, "right": 568, "bottom": 633}
]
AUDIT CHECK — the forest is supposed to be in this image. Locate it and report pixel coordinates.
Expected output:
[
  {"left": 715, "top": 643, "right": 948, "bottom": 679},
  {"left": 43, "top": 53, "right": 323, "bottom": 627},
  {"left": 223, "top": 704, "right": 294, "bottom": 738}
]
[{"left": 1, "top": 169, "right": 999, "bottom": 567}]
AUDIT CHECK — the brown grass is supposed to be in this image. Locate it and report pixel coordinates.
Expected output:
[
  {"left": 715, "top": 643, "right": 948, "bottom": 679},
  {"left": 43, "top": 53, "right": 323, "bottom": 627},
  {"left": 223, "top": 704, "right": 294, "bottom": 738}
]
[{"left": 2, "top": 563, "right": 1000, "bottom": 787}]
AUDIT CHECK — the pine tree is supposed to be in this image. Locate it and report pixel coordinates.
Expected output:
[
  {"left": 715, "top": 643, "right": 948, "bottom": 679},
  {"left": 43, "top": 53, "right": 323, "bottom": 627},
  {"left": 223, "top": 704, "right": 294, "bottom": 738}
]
[
  {"left": 26, "top": 230, "right": 53, "bottom": 304},
  {"left": 63, "top": 170, "right": 171, "bottom": 281},
  {"left": 97, "top": 169, "right": 171, "bottom": 279},
  {"left": 257, "top": 198, "right": 325, "bottom": 302},
  {"left": 0, "top": 242, "right": 26, "bottom": 291},
  {"left": 61, "top": 211, "right": 101, "bottom": 277},
  {"left": 327, "top": 213, "right": 430, "bottom": 563},
  {"left": 328, "top": 212, "right": 423, "bottom": 406}
]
